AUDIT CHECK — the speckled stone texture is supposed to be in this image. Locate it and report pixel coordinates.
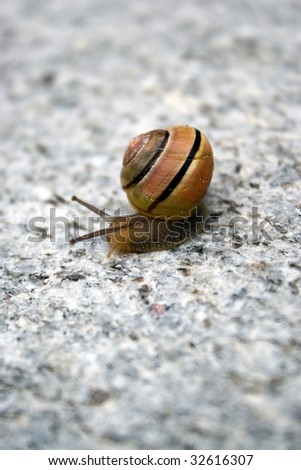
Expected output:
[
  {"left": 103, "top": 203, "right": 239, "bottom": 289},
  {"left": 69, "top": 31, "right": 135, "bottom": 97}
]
[{"left": 0, "top": 0, "right": 300, "bottom": 450}]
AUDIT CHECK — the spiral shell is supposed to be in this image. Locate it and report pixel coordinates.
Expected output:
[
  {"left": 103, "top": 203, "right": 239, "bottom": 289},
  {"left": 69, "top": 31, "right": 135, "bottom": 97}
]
[{"left": 121, "top": 125, "right": 214, "bottom": 219}]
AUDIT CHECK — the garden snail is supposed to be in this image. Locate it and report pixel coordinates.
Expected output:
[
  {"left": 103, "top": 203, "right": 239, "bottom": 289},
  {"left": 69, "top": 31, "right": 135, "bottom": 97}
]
[{"left": 70, "top": 125, "right": 214, "bottom": 256}]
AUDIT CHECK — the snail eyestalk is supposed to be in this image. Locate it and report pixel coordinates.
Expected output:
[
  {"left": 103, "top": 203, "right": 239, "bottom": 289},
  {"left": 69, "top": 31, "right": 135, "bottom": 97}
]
[{"left": 71, "top": 195, "right": 114, "bottom": 221}]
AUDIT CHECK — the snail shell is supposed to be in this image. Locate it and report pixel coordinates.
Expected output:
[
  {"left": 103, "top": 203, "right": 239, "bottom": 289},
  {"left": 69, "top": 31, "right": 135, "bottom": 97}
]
[{"left": 121, "top": 125, "right": 214, "bottom": 219}]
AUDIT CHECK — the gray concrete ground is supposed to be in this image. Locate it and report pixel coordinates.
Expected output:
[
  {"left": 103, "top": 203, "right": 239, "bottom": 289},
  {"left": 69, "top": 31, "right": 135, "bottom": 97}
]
[{"left": 0, "top": 0, "right": 300, "bottom": 449}]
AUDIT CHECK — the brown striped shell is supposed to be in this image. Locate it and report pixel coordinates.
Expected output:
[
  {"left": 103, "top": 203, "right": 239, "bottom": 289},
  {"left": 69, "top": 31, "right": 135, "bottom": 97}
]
[{"left": 121, "top": 125, "right": 214, "bottom": 219}]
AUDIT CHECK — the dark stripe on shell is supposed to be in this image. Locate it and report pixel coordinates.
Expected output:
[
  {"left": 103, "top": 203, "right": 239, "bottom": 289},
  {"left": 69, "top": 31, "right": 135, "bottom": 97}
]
[
  {"left": 148, "top": 128, "right": 201, "bottom": 213},
  {"left": 122, "top": 131, "right": 169, "bottom": 190}
]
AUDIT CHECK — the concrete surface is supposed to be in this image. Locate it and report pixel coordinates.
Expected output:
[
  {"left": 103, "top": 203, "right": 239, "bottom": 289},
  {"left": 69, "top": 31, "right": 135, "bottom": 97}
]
[{"left": 0, "top": 0, "right": 301, "bottom": 449}]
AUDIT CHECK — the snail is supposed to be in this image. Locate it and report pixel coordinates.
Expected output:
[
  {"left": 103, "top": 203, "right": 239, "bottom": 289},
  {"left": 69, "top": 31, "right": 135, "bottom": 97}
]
[{"left": 70, "top": 125, "right": 214, "bottom": 256}]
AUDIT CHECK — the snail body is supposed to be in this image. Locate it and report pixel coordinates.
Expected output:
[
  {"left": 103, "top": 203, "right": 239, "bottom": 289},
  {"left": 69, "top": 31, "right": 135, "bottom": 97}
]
[{"left": 71, "top": 125, "right": 214, "bottom": 256}]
